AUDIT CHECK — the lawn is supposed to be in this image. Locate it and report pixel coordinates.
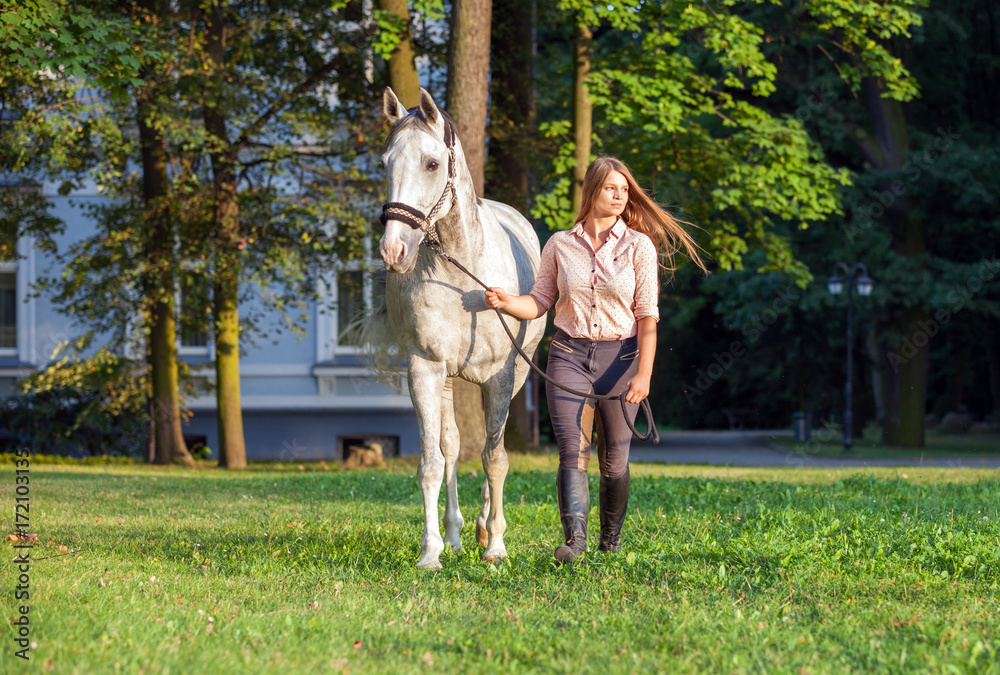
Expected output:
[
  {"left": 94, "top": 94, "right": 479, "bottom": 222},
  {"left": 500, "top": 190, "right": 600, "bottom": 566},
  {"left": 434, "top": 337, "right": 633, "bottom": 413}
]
[{"left": 2, "top": 454, "right": 998, "bottom": 674}]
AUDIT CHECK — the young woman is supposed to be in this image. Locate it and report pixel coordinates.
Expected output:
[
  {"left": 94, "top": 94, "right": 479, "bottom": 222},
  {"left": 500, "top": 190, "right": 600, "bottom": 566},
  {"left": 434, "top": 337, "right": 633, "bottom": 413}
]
[{"left": 485, "top": 156, "right": 709, "bottom": 563}]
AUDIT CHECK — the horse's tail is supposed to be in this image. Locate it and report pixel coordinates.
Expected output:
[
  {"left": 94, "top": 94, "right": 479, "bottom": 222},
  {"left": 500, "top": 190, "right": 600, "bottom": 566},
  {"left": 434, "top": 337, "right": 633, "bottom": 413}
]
[{"left": 343, "top": 270, "right": 407, "bottom": 391}]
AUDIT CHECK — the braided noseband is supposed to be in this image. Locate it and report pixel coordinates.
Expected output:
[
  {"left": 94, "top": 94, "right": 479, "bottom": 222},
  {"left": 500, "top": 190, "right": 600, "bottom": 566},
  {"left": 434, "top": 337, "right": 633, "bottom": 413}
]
[{"left": 380, "top": 119, "right": 457, "bottom": 245}]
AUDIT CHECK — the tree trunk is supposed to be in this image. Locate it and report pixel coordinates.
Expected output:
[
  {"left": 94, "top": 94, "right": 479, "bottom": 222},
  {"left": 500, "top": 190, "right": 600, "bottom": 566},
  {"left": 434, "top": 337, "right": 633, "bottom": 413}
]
[
  {"left": 488, "top": 0, "right": 537, "bottom": 446},
  {"left": 148, "top": 294, "right": 193, "bottom": 465},
  {"left": 205, "top": 5, "right": 247, "bottom": 469},
  {"left": 486, "top": 0, "right": 535, "bottom": 211},
  {"left": 944, "top": 340, "right": 969, "bottom": 413},
  {"left": 856, "top": 76, "right": 928, "bottom": 447},
  {"left": 376, "top": 0, "right": 420, "bottom": 108},
  {"left": 446, "top": 0, "right": 492, "bottom": 195},
  {"left": 446, "top": 0, "right": 493, "bottom": 457},
  {"left": 881, "top": 308, "right": 929, "bottom": 446},
  {"left": 212, "top": 253, "right": 246, "bottom": 468},
  {"left": 570, "top": 20, "right": 593, "bottom": 218},
  {"left": 986, "top": 316, "right": 1000, "bottom": 417},
  {"left": 864, "top": 324, "right": 886, "bottom": 425},
  {"left": 134, "top": 7, "right": 193, "bottom": 466}
]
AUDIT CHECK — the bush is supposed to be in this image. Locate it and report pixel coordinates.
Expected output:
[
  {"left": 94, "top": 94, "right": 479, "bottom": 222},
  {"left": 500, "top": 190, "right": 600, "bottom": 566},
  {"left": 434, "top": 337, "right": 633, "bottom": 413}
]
[{"left": 1, "top": 350, "right": 148, "bottom": 457}]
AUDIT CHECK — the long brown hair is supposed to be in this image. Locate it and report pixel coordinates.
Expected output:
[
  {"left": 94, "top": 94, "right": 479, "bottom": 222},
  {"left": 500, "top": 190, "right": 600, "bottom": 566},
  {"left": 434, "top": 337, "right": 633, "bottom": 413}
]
[{"left": 576, "top": 156, "right": 710, "bottom": 276}]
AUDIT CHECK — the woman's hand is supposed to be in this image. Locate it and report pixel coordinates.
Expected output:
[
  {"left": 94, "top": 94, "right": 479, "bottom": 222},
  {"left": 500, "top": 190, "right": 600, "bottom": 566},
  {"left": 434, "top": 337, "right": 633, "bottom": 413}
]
[
  {"left": 485, "top": 287, "right": 509, "bottom": 309},
  {"left": 625, "top": 372, "right": 651, "bottom": 405}
]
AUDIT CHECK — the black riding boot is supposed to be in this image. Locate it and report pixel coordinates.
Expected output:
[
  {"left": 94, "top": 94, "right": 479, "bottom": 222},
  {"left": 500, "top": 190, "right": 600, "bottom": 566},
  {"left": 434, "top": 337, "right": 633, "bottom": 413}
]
[
  {"left": 598, "top": 466, "right": 630, "bottom": 553},
  {"left": 553, "top": 467, "right": 589, "bottom": 564}
]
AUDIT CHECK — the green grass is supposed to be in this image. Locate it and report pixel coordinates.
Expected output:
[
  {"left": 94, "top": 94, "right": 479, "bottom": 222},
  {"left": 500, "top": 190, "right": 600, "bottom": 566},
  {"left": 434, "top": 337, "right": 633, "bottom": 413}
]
[
  {"left": 2, "top": 455, "right": 999, "bottom": 673},
  {"left": 766, "top": 425, "right": 1000, "bottom": 458}
]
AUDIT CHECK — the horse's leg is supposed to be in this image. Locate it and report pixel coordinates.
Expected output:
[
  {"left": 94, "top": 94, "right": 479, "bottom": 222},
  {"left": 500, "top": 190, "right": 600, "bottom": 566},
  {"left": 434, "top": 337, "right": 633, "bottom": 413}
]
[
  {"left": 476, "top": 477, "right": 490, "bottom": 549},
  {"left": 440, "top": 377, "right": 464, "bottom": 552},
  {"left": 409, "top": 355, "right": 448, "bottom": 570},
  {"left": 480, "top": 371, "right": 515, "bottom": 562}
]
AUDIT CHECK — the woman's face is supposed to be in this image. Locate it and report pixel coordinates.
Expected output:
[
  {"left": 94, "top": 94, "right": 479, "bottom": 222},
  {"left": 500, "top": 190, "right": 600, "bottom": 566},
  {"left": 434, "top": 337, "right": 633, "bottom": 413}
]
[{"left": 593, "top": 170, "right": 629, "bottom": 220}]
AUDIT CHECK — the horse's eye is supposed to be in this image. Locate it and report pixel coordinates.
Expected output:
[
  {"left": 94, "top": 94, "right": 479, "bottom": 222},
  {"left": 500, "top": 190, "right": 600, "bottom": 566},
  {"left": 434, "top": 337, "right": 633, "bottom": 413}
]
[{"left": 427, "top": 161, "right": 439, "bottom": 171}]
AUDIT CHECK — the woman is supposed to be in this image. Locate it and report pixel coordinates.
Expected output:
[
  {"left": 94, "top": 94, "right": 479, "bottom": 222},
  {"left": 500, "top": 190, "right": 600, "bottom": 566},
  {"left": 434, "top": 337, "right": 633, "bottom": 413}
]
[{"left": 485, "top": 156, "right": 709, "bottom": 563}]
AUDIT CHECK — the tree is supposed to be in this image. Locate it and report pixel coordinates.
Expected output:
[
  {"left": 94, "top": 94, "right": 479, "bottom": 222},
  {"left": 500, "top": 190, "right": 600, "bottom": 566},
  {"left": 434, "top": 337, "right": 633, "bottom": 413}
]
[
  {"left": 488, "top": 0, "right": 539, "bottom": 445},
  {"left": 20, "top": 0, "right": 378, "bottom": 466},
  {"left": 446, "top": 0, "right": 493, "bottom": 456},
  {"left": 181, "top": 0, "right": 370, "bottom": 467},
  {"left": 1, "top": 0, "right": 196, "bottom": 461},
  {"left": 375, "top": 0, "right": 421, "bottom": 107},
  {"left": 132, "top": 0, "right": 193, "bottom": 465},
  {"left": 569, "top": 19, "right": 592, "bottom": 217}
]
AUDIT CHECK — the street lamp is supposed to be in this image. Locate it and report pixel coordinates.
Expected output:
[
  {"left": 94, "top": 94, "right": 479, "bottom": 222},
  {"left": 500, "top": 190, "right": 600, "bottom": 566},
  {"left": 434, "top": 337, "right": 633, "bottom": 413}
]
[{"left": 827, "top": 262, "right": 874, "bottom": 451}]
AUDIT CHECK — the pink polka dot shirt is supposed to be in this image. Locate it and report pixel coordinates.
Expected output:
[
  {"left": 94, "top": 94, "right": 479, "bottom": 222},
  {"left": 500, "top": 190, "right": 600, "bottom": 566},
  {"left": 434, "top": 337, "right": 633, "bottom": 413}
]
[{"left": 529, "top": 218, "right": 660, "bottom": 340}]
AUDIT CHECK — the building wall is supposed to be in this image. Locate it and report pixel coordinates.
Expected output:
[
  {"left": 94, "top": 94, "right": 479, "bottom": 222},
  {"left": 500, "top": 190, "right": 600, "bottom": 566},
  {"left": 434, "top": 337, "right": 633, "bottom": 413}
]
[{"left": 183, "top": 409, "right": 419, "bottom": 460}]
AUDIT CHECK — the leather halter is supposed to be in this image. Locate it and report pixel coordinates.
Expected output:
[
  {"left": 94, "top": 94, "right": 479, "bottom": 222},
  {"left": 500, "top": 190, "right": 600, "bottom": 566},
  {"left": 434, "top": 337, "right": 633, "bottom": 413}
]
[{"left": 380, "top": 119, "right": 457, "bottom": 240}]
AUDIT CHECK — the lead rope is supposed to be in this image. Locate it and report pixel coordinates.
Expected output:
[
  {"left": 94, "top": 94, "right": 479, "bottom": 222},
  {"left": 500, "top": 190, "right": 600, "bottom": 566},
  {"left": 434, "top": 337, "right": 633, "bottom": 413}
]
[{"left": 420, "top": 238, "right": 660, "bottom": 444}]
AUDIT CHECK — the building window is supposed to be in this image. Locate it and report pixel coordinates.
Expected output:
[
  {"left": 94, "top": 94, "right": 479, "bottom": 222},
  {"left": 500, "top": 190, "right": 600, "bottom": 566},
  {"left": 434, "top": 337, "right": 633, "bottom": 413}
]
[
  {"left": 178, "top": 269, "right": 211, "bottom": 354},
  {"left": 0, "top": 269, "right": 15, "bottom": 353},
  {"left": 337, "top": 270, "right": 366, "bottom": 348}
]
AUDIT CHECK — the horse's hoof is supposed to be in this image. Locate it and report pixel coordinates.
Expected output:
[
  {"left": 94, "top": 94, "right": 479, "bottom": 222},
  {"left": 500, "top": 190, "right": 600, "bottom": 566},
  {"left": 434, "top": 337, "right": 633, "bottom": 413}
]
[
  {"left": 416, "top": 557, "right": 443, "bottom": 571},
  {"left": 476, "top": 524, "right": 489, "bottom": 549},
  {"left": 482, "top": 553, "right": 506, "bottom": 565},
  {"left": 444, "top": 529, "right": 463, "bottom": 552}
]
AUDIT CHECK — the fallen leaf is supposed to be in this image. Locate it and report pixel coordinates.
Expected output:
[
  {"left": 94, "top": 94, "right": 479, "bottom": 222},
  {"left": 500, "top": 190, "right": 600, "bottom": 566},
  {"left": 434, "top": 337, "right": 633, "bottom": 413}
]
[
  {"left": 353, "top": 640, "right": 362, "bottom": 650},
  {"left": 422, "top": 651, "right": 433, "bottom": 665},
  {"left": 58, "top": 545, "right": 68, "bottom": 552},
  {"left": 6, "top": 534, "right": 18, "bottom": 542}
]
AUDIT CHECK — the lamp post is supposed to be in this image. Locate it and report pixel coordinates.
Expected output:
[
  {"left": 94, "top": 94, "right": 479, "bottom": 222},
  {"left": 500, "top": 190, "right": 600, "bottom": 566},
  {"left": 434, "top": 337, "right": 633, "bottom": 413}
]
[{"left": 827, "top": 262, "right": 874, "bottom": 451}]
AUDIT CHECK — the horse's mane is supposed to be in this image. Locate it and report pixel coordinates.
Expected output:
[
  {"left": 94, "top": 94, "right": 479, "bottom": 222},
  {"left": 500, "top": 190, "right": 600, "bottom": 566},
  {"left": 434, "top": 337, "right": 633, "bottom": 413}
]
[{"left": 383, "top": 106, "right": 458, "bottom": 152}]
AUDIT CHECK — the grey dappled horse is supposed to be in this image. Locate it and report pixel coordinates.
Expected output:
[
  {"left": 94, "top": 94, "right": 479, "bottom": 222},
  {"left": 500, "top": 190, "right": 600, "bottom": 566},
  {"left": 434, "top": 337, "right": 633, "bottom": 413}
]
[{"left": 374, "top": 87, "right": 545, "bottom": 569}]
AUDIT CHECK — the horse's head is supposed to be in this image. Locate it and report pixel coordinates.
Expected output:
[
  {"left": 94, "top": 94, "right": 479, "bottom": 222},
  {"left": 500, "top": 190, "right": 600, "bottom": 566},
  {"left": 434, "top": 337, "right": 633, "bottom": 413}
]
[{"left": 379, "top": 87, "right": 456, "bottom": 274}]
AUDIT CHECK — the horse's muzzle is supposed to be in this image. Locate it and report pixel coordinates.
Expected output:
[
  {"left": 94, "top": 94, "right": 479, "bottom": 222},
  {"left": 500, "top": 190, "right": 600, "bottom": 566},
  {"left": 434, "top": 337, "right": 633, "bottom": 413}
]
[{"left": 379, "top": 227, "right": 419, "bottom": 273}]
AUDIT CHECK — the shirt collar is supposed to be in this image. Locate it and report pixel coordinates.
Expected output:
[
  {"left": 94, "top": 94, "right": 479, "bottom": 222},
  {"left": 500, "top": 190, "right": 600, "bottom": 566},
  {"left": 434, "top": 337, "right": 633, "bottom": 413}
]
[{"left": 570, "top": 217, "right": 628, "bottom": 240}]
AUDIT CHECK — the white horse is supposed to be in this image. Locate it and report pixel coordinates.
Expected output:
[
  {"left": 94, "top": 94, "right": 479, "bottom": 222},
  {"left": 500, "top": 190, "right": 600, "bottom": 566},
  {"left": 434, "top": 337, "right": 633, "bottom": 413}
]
[{"left": 371, "top": 87, "right": 545, "bottom": 569}]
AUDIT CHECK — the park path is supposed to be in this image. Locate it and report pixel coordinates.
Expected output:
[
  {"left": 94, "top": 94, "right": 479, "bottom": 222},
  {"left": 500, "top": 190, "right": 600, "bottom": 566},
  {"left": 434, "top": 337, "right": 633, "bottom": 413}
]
[{"left": 628, "top": 430, "right": 1000, "bottom": 468}]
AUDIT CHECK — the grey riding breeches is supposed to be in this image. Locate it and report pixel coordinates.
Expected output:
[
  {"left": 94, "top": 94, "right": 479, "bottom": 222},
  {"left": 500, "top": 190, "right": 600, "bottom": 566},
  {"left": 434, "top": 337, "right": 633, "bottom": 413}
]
[{"left": 545, "top": 330, "right": 640, "bottom": 479}]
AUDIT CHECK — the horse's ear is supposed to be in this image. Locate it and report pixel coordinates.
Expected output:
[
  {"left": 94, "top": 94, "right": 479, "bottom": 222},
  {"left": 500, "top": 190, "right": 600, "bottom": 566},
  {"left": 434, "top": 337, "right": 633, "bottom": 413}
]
[
  {"left": 383, "top": 88, "right": 407, "bottom": 124},
  {"left": 418, "top": 88, "right": 440, "bottom": 127}
]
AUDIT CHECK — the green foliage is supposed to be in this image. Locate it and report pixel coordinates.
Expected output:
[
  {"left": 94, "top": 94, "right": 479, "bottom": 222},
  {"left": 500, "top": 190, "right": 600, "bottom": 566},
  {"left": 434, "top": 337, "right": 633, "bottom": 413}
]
[
  {"left": 2, "top": 459, "right": 997, "bottom": 672},
  {"left": 0, "top": 0, "right": 158, "bottom": 100},
  {"left": 3, "top": 348, "right": 148, "bottom": 457},
  {"left": 531, "top": 0, "right": 924, "bottom": 285}
]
